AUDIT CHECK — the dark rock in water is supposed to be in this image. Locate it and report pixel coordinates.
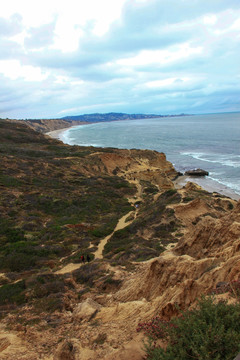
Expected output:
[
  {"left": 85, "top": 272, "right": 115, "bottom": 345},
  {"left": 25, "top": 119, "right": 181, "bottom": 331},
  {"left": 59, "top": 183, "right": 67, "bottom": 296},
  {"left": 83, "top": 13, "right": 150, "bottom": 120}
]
[{"left": 185, "top": 169, "right": 209, "bottom": 176}]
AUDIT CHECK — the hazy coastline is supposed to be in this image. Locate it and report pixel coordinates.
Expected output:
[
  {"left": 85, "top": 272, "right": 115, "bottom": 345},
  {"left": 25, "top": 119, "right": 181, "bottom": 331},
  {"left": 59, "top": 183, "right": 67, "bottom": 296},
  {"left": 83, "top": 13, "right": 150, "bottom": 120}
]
[{"left": 47, "top": 126, "right": 240, "bottom": 201}]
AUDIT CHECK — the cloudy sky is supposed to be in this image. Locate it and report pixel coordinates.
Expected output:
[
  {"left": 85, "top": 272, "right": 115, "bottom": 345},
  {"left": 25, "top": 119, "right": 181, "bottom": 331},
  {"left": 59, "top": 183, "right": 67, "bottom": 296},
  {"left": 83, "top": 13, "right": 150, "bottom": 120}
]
[{"left": 0, "top": 0, "right": 240, "bottom": 119}]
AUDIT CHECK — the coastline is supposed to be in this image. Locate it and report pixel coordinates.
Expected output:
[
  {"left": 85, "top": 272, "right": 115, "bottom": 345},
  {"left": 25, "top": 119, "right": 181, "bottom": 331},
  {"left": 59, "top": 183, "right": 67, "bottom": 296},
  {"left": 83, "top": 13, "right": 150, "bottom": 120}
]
[
  {"left": 174, "top": 175, "right": 240, "bottom": 201},
  {"left": 46, "top": 127, "right": 71, "bottom": 140},
  {"left": 47, "top": 128, "right": 240, "bottom": 201}
]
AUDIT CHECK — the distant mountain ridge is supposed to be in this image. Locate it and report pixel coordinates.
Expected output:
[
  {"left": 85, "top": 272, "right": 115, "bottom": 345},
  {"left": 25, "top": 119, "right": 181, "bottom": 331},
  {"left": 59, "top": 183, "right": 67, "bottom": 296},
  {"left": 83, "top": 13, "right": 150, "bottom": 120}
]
[
  {"left": 61, "top": 112, "right": 187, "bottom": 122},
  {"left": 20, "top": 112, "right": 188, "bottom": 133}
]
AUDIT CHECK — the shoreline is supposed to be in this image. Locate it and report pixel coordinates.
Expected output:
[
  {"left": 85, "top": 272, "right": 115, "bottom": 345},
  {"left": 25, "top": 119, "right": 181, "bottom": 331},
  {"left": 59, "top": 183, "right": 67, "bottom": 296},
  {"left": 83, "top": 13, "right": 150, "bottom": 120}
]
[
  {"left": 174, "top": 175, "right": 240, "bottom": 201},
  {"left": 46, "top": 127, "right": 73, "bottom": 140},
  {"left": 47, "top": 128, "right": 240, "bottom": 201}
]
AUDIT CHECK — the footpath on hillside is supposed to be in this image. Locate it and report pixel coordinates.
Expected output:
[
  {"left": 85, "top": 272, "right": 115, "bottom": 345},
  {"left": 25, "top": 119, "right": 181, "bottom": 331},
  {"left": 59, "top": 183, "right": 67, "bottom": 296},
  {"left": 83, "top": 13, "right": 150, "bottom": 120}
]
[{"left": 55, "top": 179, "right": 143, "bottom": 275}]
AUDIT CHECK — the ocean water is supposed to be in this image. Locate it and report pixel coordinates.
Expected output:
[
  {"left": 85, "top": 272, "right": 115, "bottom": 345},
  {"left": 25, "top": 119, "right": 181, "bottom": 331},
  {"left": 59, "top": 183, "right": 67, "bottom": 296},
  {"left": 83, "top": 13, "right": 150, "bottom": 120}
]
[{"left": 60, "top": 112, "right": 240, "bottom": 198}]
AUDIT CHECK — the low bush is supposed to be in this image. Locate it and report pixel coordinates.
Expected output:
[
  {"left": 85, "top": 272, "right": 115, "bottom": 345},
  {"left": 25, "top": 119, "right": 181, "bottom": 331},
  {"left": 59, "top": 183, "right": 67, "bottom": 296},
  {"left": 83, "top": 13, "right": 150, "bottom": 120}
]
[
  {"left": 182, "top": 196, "right": 194, "bottom": 203},
  {"left": 0, "top": 281, "right": 26, "bottom": 306},
  {"left": 0, "top": 219, "right": 25, "bottom": 243},
  {"left": 0, "top": 174, "right": 23, "bottom": 187},
  {"left": 213, "top": 279, "right": 240, "bottom": 299},
  {"left": 0, "top": 253, "right": 37, "bottom": 272},
  {"left": 138, "top": 296, "right": 240, "bottom": 360},
  {"left": 34, "top": 294, "right": 65, "bottom": 312},
  {"left": 103, "top": 227, "right": 131, "bottom": 254},
  {"left": 73, "top": 262, "right": 104, "bottom": 287},
  {"left": 90, "top": 220, "right": 117, "bottom": 238}
]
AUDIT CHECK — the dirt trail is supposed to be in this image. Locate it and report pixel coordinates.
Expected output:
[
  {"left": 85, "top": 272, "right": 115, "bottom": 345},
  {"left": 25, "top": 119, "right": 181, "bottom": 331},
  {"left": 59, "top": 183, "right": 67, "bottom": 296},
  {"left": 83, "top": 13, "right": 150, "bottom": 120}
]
[
  {"left": 55, "top": 178, "right": 146, "bottom": 272},
  {"left": 55, "top": 262, "right": 83, "bottom": 275},
  {"left": 54, "top": 197, "right": 140, "bottom": 274},
  {"left": 55, "top": 207, "right": 138, "bottom": 273},
  {"left": 94, "top": 209, "right": 135, "bottom": 259},
  {"left": 94, "top": 177, "right": 144, "bottom": 259}
]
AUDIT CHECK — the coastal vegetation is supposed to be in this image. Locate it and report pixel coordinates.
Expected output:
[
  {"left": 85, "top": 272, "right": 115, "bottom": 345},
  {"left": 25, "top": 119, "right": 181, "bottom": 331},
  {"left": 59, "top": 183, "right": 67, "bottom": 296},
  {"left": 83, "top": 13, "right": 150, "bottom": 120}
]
[
  {"left": 0, "top": 119, "right": 239, "bottom": 359},
  {"left": 138, "top": 295, "right": 240, "bottom": 360},
  {"left": 0, "top": 120, "right": 136, "bottom": 314},
  {"left": 103, "top": 189, "right": 181, "bottom": 263}
]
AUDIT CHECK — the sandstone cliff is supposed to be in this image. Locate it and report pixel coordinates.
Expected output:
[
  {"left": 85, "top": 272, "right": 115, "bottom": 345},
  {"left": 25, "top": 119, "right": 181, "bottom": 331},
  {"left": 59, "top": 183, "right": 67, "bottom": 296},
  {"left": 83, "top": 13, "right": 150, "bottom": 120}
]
[{"left": 21, "top": 119, "right": 86, "bottom": 133}]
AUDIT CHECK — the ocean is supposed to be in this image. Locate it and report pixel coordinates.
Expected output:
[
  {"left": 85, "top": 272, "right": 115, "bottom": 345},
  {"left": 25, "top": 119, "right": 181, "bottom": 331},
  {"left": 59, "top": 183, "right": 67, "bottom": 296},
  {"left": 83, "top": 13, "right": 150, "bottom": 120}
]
[{"left": 59, "top": 112, "right": 240, "bottom": 199}]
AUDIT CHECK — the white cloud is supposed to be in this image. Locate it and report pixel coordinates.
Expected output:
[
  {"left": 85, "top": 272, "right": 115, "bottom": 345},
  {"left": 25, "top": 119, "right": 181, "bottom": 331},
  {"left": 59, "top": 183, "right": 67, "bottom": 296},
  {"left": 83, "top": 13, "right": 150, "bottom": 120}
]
[
  {"left": 1, "top": 0, "right": 127, "bottom": 52},
  {"left": 203, "top": 15, "right": 217, "bottom": 25},
  {"left": 0, "top": 60, "right": 49, "bottom": 81},
  {"left": 117, "top": 43, "right": 203, "bottom": 67},
  {"left": 58, "top": 101, "right": 126, "bottom": 115},
  {"left": 146, "top": 77, "right": 191, "bottom": 88}
]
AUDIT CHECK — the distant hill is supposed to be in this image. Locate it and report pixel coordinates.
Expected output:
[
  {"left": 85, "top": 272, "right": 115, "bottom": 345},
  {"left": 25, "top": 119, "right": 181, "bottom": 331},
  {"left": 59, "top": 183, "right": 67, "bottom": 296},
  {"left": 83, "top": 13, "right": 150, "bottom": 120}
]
[
  {"left": 20, "top": 112, "right": 188, "bottom": 133},
  {"left": 61, "top": 112, "right": 187, "bottom": 122}
]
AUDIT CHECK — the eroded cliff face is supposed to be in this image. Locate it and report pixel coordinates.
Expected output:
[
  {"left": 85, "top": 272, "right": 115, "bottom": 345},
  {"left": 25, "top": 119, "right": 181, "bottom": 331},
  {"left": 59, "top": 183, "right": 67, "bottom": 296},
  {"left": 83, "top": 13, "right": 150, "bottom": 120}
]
[
  {"left": 22, "top": 119, "right": 86, "bottom": 133},
  {"left": 0, "top": 119, "right": 240, "bottom": 360},
  {"left": 97, "top": 193, "right": 240, "bottom": 359},
  {"left": 2, "top": 194, "right": 239, "bottom": 359},
  {"left": 174, "top": 201, "right": 240, "bottom": 261},
  {"left": 90, "top": 149, "right": 178, "bottom": 190}
]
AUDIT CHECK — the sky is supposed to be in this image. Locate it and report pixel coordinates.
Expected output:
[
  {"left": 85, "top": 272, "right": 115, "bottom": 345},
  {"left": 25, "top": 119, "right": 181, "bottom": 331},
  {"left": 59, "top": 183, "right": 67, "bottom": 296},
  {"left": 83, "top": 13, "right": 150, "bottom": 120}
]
[{"left": 0, "top": 0, "right": 240, "bottom": 119}]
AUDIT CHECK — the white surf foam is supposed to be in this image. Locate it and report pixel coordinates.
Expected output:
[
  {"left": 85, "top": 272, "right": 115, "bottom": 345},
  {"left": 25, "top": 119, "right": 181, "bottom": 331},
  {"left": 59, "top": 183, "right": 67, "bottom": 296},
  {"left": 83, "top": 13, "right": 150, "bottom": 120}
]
[{"left": 181, "top": 152, "right": 240, "bottom": 168}]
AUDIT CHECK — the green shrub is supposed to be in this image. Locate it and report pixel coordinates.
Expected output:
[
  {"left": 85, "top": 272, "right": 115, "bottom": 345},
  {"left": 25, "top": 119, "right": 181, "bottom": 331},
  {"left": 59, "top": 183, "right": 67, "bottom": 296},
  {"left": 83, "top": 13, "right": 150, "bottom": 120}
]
[
  {"left": 183, "top": 196, "right": 194, "bottom": 203},
  {"left": 34, "top": 294, "right": 64, "bottom": 312},
  {"left": 228, "top": 202, "right": 234, "bottom": 210},
  {"left": 103, "top": 227, "right": 131, "bottom": 254},
  {"left": 0, "top": 252, "right": 37, "bottom": 272},
  {"left": 0, "top": 281, "right": 26, "bottom": 305},
  {"left": 90, "top": 220, "right": 117, "bottom": 238},
  {"left": 162, "top": 189, "right": 177, "bottom": 196},
  {"left": 138, "top": 297, "right": 240, "bottom": 360},
  {"left": 73, "top": 262, "right": 104, "bottom": 287},
  {"left": 103, "top": 276, "right": 122, "bottom": 286},
  {"left": 0, "top": 219, "right": 25, "bottom": 243},
  {"left": 0, "top": 174, "right": 23, "bottom": 187}
]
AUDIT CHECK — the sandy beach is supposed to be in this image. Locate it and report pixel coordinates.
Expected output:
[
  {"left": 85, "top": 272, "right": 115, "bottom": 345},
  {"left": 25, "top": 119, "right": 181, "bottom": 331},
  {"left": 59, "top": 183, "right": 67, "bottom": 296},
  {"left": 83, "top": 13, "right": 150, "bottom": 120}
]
[{"left": 46, "top": 127, "right": 70, "bottom": 140}]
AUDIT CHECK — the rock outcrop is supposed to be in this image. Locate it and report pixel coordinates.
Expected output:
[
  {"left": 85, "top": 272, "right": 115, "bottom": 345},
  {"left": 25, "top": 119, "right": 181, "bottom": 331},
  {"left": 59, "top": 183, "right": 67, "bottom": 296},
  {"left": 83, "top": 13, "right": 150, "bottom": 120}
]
[
  {"left": 72, "top": 298, "right": 102, "bottom": 322},
  {"left": 185, "top": 168, "right": 209, "bottom": 176},
  {"left": 92, "top": 149, "right": 178, "bottom": 190}
]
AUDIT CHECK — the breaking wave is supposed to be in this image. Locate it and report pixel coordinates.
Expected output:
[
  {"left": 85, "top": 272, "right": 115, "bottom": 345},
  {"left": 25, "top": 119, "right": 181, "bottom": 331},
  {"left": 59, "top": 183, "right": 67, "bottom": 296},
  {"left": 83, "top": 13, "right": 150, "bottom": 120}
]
[{"left": 181, "top": 152, "right": 240, "bottom": 168}]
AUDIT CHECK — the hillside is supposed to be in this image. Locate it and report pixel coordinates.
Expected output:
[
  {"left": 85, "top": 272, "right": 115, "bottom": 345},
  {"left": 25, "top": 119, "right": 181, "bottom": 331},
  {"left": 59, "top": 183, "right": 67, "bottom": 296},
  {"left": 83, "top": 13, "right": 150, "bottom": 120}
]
[
  {"left": 20, "top": 119, "right": 87, "bottom": 133},
  {"left": 0, "top": 119, "right": 240, "bottom": 359}
]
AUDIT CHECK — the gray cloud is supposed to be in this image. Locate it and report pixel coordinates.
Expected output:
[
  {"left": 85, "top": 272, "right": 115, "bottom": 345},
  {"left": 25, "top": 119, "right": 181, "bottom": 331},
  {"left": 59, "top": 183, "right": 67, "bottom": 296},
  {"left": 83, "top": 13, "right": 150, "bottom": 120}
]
[
  {"left": 0, "top": 14, "right": 22, "bottom": 36},
  {"left": 0, "top": 38, "right": 22, "bottom": 60},
  {"left": 24, "top": 22, "right": 56, "bottom": 49}
]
